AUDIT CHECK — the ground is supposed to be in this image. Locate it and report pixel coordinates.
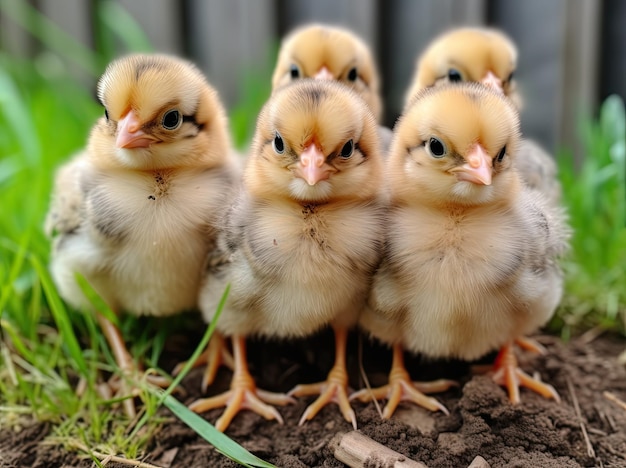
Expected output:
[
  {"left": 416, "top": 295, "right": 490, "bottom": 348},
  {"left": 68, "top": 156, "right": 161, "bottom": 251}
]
[{"left": 1, "top": 329, "right": 626, "bottom": 468}]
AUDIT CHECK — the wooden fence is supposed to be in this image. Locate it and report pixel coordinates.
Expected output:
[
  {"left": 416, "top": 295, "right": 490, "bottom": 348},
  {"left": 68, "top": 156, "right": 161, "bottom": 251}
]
[{"left": 1, "top": 0, "right": 624, "bottom": 162}]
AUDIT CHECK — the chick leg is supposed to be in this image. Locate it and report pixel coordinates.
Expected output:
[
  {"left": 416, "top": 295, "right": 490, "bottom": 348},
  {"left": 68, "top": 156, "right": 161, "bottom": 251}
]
[
  {"left": 492, "top": 343, "right": 560, "bottom": 404},
  {"left": 350, "top": 343, "right": 452, "bottom": 419},
  {"left": 188, "top": 335, "right": 294, "bottom": 432},
  {"left": 172, "top": 332, "right": 234, "bottom": 392},
  {"left": 515, "top": 336, "right": 547, "bottom": 355},
  {"left": 289, "top": 327, "right": 357, "bottom": 429},
  {"left": 97, "top": 313, "right": 171, "bottom": 418}
]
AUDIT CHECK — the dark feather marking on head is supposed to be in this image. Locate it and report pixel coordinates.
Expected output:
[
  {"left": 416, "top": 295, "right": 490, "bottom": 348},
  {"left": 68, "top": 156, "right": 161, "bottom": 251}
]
[{"left": 134, "top": 59, "right": 166, "bottom": 81}]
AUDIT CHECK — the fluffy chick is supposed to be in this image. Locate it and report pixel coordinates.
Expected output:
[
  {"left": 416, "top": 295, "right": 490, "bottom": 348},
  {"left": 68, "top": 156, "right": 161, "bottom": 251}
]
[
  {"left": 45, "top": 54, "right": 240, "bottom": 416},
  {"left": 272, "top": 23, "right": 382, "bottom": 120},
  {"left": 190, "top": 79, "right": 386, "bottom": 431},
  {"left": 271, "top": 23, "right": 393, "bottom": 152},
  {"left": 355, "top": 83, "right": 569, "bottom": 418},
  {"left": 405, "top": 26, "right": 560, "bottom": 204}
]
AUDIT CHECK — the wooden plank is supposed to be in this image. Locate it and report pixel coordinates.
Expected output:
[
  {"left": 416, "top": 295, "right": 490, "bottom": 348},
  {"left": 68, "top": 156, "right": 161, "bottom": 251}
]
[
  {"left": 381, "top": 0, "right": 486, "bottom": 125},
  {"left": 186, "top": 0, "right": 276, "bottom": 108},
  {"left": 559, "top": 0, "right": 600, "bottom": 164},
  {"left": 118, "top": 0, "right": 183, "bottom": 54},
  {"left": 278, "top": 0, "right": 377, "bottom": 45},
  {"left": 489, "top": 0, "right": 565, "bottom": 153}
]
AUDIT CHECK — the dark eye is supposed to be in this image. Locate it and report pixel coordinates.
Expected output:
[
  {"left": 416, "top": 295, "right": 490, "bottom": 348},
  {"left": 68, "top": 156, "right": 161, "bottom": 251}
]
[
  {"left": 162, "top": 110, "right": 181, "bottom": 130},
  {"left": 347, "top": 67, "right": 358, "bottom": 82},
  {"left": 447, "top": 69, "right": 462, "bottom": 82},
  {"left": 428, "top": 137, "right": 446, "bottom": 158},
  {"left": 273, "top": 132, "right": 285, "bottom": 154},
  {"left": 340, "top": 139, "right": 354, "bottom": 158},
  {"left": 104, "top": 109, "right": 109, "bottom": 121},
  {"left": 289, "top": 64, "right": 300, "bottom": 79},
  {"left": 507, "top": 71, "right": 514, "bottom": 83},
  {"left": 496, "top": 146, "right": 507, "bottom": 162}
]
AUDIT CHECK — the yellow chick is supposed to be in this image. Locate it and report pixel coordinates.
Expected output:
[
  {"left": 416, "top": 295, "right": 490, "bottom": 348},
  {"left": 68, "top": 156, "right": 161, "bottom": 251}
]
[
  {"left": 45, "top": 54, "right": 240, "bottom": 417},
  {"left": 354, "top": 83, "right": 569, "bottom": 418},
  {"left": 190, "top": 79, "right": 386, "bottom": 432},
  {"left": 404, "top": 26, "right": 560, "bottom": 204},
  {"left": 272, "top": 23, "right": 382, "bottom": 121},
  {"left": 271, "top": 22, "right": 394, "bottom": 152}
]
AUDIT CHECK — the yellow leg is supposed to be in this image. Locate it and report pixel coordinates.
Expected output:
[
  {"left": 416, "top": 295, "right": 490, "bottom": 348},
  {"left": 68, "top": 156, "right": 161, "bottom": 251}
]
[
  {"left": 515, "top": 336, "right": 547, "bottom": 355},
  {"left": 172, "top": 332, "right": 234, "bottom": 392},
  {"left": 188, "top": 335, "right": 294, "bottom": 432},
  {"left": 350, "top": 343, "right": 453, "bottom": 419},
  {"left": 492, "top": 343, "right": 560, "bottom": 404},
  {"left": 289, "top": 327, "right": 357, "bottom": 429},
  {"left": 96, "top": 313, "right": 171, "bottom": 418}
]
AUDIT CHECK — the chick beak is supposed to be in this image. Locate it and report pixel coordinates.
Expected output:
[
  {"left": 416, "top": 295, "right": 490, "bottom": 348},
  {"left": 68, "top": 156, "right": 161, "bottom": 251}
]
[
  {"left": 115, "top": 110, "right": 155, "bottom": 149},
  {"left": 453, "top": 144, "right": 493, "bottom": 185},
  {"left": 314, "top": 66, "right": 334, "bottom": 81},
  {"left": 480, "top": 71, "right": 504, "bottom": 94},
  {"left": 295, "top": 144, "right": 332, "bottom": 186}
]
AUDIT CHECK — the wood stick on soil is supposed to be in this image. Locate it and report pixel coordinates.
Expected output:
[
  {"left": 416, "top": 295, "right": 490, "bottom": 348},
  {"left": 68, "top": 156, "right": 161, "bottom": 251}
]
[
  {"left": 566, "top": 377, "right": 596, "bottom": 459},
  {"left": 330, "top": 431, "right": 428, "bottom": 468},
  {"left": 604, "top": 391, "right": 626, "bottom": 411}
]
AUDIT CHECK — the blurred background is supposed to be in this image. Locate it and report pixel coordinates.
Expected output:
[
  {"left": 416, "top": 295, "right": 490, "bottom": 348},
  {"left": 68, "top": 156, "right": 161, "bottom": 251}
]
[{"left": 1, "top": 0, "right": 624, "bottom": 160}]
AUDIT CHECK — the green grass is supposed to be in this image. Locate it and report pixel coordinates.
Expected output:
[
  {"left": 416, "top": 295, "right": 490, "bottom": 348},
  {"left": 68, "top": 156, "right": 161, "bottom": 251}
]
[{"left": 552, "top": 95, "right": 626, "bottom": 339}]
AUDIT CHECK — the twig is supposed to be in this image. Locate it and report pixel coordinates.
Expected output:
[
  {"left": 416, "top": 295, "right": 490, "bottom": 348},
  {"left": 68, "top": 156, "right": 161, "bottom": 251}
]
[
  {"left": 566, "top": 377, "right": 596, "bottom": 459},
  {"left": 577, "top": 326, "right": 606, "bottom": 345},
  {"left": 603, "top": 391, "right": 626, "bottom": 411},
  {"left": 70, "top": 441, "right": 164, "bottom": 468},
  {"left": 331, "top": 431, "right": 428, "bottom": 468},
  {"left": 357, "top": 332, "right": 383, "bottom": 419}
]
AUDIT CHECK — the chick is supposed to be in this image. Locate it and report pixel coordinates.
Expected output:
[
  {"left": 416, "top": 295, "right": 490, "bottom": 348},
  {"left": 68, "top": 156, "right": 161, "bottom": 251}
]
[
  {"left": 271, "top": 23, "right": 392, "bottom": 151},
  {"left": 404, "top": 27, "right": 560, "bottom": 204},
  {"left": 189, "top": 79, "right": 385, "bottom": 431},
  {"left": 45, "top": 54, "right": 240, "bottom": 416},
  {"left": 354, "top": 83, "right": 569, "bottom": 418}
]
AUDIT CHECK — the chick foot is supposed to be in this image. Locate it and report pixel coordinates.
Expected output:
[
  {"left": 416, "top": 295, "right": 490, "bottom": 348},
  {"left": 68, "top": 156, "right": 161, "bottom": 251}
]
[
  {"left": 289, "top": 327, "right": 357, "bottom": 429},
  {"left": 515, "top": 336, "right": 547, "bottom": 355},
  {"left": 188, "top": 335, "right": 294, "bottom": 432},
  {"left": 172, "top": 332, "right": 234, "bottom": 392},
  {"left": 97, "top": 313, "right": 171, "bottom": 418},
  {"left": 351, "top": 343, "right": 452, "bottom": 419},
  {"left": 492, "top": 343, "right": 560, "bottom": 404}
]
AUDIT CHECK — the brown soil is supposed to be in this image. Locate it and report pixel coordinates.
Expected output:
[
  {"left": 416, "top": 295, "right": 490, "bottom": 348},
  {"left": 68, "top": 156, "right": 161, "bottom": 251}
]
[{"left": 2, "top": 330, "right": 626, "bottom": 468}]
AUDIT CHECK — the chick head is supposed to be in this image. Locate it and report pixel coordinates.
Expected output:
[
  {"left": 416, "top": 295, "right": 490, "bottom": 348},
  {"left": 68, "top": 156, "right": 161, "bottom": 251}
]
[
  {"left": 92, "top": 54, "right": 230, "bottom": 170},
  {"left": 247, "top": 79, "right": 382, "bottom": 204},
  {"left": 406, "top": 27, "right": 520, "bottom": 109},
  {"left": 390, "top": 82, "right": 521, "bottom": 207},
  {"left": 272, "top": 23, "right": 382, "bottom": 121}
]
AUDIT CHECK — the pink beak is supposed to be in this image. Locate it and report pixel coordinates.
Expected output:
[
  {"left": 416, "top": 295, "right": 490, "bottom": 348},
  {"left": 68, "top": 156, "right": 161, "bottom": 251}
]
[
  {"left": 115, "top": 110, "right": 155, "bottom": 149},
  {"left": 295, "top": 144, "right": 332, "bottom": 186},
  {"left": 480, "top": 71, "right": 504, "bottom": 94},
  {"left": 452, "top": 143, "right": 493, "bottom": 185},
  {"left": 314, "top": 66, "right": 334, "bottom": 80}
]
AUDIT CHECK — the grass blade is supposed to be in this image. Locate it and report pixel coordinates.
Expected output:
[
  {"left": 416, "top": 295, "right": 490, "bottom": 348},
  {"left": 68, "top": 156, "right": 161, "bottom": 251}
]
[{"left": 161, "top": 394, "right": 276, "bottom": 468}]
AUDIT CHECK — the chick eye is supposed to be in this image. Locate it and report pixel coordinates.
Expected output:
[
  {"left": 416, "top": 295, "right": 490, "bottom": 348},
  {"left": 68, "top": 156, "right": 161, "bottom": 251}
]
[
  {"left": 507, "top": 71, "right": 514, "bottom": 83},
  {"left": 289, "top": 64, "right": 300, "bottom": 79},
  {"left": 496, "top": 146, "right": 507, "bottom": 162},
  {"left": 339, "top": 139, "right": 354, "bottom": 158},
  {"left": 427, "top": 137, "right": 446, "bottom": 158},
  {"left": 447, "top": 69, "right": 462, "bottom": 82},
  {"left": 104, "top": 109, "right": 109, "bottom": 121},
  {"left": 347, "top": 67, "right": 358, "bottom": 82},
  {"left": 273, "top": 132, "right": 285, "bottom": 154},
  {"left": 162, "top": 109, "right": 181, "bottom": 130}
]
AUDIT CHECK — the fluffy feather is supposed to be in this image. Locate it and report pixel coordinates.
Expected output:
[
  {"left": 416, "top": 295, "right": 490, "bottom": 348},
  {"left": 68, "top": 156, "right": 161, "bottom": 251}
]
[{"left": 356, "top": 83, "right": 569, "bottom": 416}]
